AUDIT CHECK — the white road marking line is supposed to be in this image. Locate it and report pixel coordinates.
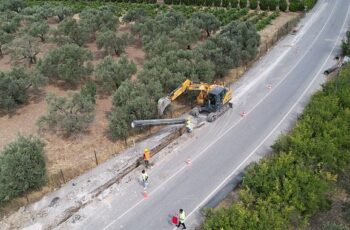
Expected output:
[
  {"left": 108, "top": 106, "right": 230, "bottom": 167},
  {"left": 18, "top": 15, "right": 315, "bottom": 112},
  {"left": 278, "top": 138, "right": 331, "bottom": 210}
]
[{"left": 102, "top": 1, "right": 341, "bottom": 229}]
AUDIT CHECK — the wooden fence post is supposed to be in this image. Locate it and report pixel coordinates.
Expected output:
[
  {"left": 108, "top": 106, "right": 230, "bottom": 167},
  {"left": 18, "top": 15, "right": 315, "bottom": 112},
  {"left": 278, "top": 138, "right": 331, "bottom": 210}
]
[
  {"left": 60, "top": 169, "right": 66, "bottom": 184},
  {"left": 94, "top": 150, "right": 99, "bottom": 166}
]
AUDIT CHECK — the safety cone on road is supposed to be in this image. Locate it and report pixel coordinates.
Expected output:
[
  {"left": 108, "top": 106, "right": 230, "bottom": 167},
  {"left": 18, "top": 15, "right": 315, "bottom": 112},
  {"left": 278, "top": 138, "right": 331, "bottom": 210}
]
[
  {"left": 143, "top": 190, "right": 148, "bottom": 199},
  {"left": 240, "top": 111, "right": 247, "bottom": 117},
  {"left": 186, "top": 158, "right": 192, "bottom": 165}
]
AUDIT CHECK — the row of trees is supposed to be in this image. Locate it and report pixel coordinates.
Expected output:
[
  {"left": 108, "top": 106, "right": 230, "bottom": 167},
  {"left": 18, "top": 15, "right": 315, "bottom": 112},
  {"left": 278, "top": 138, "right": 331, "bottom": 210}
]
[
  {"left": 164, "top": 0, "right": 316, "bottom": 12},
  {"left": 203, "top": 63, "right": 350, "bottom": 229}
]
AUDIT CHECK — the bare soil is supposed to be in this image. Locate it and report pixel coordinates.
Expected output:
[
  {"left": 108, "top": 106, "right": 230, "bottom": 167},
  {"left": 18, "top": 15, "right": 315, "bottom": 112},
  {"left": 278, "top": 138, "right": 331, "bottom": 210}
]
[
  {"left": 308, "top": 188, "right": 349, "bottom": 229},
  {"left": 0, "top": 11, "right": 301, "bottom": 214}
]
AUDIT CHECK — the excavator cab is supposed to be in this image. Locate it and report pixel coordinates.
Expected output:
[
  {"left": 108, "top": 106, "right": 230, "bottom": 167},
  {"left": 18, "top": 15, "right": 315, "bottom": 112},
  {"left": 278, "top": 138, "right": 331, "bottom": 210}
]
[{"left": 205, "top": 87, "right": 226, "bottom": 112}]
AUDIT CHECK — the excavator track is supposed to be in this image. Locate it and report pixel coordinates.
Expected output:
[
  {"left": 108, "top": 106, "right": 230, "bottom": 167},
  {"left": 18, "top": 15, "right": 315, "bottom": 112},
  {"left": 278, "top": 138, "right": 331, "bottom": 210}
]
[{"left": 207, "top": 102, "right": 233, "bottom": 122}]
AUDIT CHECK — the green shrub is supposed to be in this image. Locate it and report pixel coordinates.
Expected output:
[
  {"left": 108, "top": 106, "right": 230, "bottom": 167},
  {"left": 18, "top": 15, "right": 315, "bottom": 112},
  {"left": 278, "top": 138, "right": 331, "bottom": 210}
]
[
  {"left": 230, "top": 0, "right": 238, "bottom": 7},
  {"left": 0, "top": 135, "right": 46, "bottom": 204},
  {"left": 289, "top": 0, "right": 304, "bottom": 12},
  {"left": 341, "top": 31, "right": 350, "bottom": 56},
  {"left": 239, "top": 0, "right": 247, "bottom": 8},
  {"left": 303, "top": 0, "right": 317, "bottom": 11},
  {"left": 249, "top": 0, "right": 258, "bottom": 9},
  {"left": 279, "top": 0, "right": 288, "bottom": 11}
]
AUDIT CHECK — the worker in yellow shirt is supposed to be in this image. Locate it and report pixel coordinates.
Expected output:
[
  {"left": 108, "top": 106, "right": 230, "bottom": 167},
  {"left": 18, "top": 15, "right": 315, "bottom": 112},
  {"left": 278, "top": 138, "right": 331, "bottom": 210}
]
[
  {"left": 140, "top": 169, "right": 148, "bottom": 190},
  {"left": 186, "top": 117, "right": 192, "bottom": 133},
  {"left": 143, "top": 148, "right": 151, "bottom": 168},
  {"left": 176, "top": 209, "right": 186, "bottom": 229}
]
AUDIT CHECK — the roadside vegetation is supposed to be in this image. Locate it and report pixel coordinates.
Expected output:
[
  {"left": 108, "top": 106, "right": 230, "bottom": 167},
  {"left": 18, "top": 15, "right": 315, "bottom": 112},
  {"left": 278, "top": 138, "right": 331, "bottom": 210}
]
[{"left": 203, "top": 63, "right": 350, "bottom": 229}]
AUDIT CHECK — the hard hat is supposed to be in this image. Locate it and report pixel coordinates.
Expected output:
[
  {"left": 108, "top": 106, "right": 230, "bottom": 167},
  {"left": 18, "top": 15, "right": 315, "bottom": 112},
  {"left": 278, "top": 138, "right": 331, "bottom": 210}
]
[{"left": 144, "top": 148, "right": 149, "bottom": 152}]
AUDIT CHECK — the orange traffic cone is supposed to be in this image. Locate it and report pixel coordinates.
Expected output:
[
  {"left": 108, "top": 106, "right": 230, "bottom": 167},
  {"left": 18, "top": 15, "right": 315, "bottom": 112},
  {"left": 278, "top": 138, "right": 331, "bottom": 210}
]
[
  {"left": 143, "top": 190, "right": 149, "bottom": 199},
  {"left": 186, "top": 158, "right": 192, "bottom": 165},
  {"left": 240, "top": 111, "right": 247, "bottom": 117}
]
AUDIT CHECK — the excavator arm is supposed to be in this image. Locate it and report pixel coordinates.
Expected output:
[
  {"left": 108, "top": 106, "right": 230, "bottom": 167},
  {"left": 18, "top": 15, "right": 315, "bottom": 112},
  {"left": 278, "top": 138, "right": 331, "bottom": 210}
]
[{"left": 157, "top": 79, "right": 210, "bottom": 116}]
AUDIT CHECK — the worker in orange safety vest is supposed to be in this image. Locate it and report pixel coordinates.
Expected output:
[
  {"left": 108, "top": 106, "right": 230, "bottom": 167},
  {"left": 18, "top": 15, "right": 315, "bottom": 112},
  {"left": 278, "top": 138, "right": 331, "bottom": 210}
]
[{"left": 143, "top": 148, "right": 151, "bottom": 168}]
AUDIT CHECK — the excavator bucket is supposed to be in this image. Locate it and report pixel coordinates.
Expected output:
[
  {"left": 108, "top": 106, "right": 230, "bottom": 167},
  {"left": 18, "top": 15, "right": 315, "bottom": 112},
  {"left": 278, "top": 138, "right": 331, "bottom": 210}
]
[{"left": 157, "top": 97, "right": 171, "bottom": 116}]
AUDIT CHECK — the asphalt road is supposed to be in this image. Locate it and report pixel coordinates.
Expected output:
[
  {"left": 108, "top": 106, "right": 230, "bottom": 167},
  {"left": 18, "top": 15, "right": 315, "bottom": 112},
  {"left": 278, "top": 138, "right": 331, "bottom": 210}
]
[{"left": 63, "top": 1, "right": 350, "bottom": 229}]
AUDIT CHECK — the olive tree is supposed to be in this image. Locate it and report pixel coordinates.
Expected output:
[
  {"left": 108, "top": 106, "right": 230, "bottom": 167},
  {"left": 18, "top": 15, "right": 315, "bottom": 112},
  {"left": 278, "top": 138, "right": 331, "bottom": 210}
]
[
  {"left": 0, "top": 67, "right": 46, "bottom": 112},
  {"left": 220, "top": 21, "right": 260, "bottom": 64},
  {"left": 0, "top": 135, "right": 46, "bottom": 204},
  {"left": 0, "top": 0, "right": 26, "bottom": 13},
  {"left": 170, "top": 22, "right": 201, "bottom": 49},
  {"left": 96, "top": 30, "right": 130, "bottom": 56},
  {"left": 122, "top": 8, "right": 149, "bottom": 23},
  {"left": 0, "top": 29, "right": 12, "bottom": 56},
  {"left": 95, "top": 55, "right": 136, "bottom": 93},
  {"left": 10, "top": 35, "right": 40, "bottom": 64},
  {"left": 36, "top": 44, "right": 93, "bottom": 85},
  {"left": 52, "top": 17, "right": 90, "bottom": 47},
  {"left": 191, "top": 12, "right": 221, "bottom": 37},
  {"left": 53, "top": 5, "right": 73, "bottom": 22},
  {"left": 80, "top": 7, "right": 119, "bottom": 33},
  {"left": 0, "top": 11, "right": 21, "bottom": 33},
  {"left": 27, "top": 21, "right": 49, "bottom": 42},
  {"left": 38, "top": 83, "right": 96, "bottom": 137},
  {"left": 22, "top": 4, "right": 54, "bottom": 20},
  {"left": 139, "top": 50, "right": 214, "bottom": 92},
  {"left": 108, "top": 107, "right": 130, "bottom": 142},
  {"left": 108, "top": 79, "right": 163, "bottom": 141}
]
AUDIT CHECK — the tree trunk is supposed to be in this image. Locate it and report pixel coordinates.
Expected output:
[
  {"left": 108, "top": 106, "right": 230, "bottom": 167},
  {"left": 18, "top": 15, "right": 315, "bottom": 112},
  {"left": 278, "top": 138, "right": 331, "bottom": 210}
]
[
  {"left": 114, "top": 48, "right": 119, "bottom": 56},
  {"left": 206, "top": 29, "right": 210, "bottom": 37}
]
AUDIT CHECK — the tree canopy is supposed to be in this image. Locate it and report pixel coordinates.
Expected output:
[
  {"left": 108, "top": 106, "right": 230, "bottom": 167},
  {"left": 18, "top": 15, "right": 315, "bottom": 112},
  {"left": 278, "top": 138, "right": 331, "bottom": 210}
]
[
  {"left": 0, "top": 135, "right": 46, "bottom": 204},
  {"left": 191, "top": 12, "right": 221, "bottom": 37},
  {"left": 96, "top": 30, "right": 130, "bottom": 56},
  {"left": 95, "top": 55, "right": 136, "bottom": 93},
  {"left": 38, "top": 83, "right": 96, "bottom": 137},
  {"left": 0, "top": 67, "right": 46, "bottom": 112},
  {"left": 53, "top": 17, "right": 91, "bottom": 47},
  {"left": 36, "top": 44, "right": 93, "bottom": 86}
]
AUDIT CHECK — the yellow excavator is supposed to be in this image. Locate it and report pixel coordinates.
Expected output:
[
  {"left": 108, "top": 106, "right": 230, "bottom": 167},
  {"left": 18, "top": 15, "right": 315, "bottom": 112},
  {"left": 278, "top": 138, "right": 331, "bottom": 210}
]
[{"left": 158, "top": 79, "right": 233, "bottom": 122}]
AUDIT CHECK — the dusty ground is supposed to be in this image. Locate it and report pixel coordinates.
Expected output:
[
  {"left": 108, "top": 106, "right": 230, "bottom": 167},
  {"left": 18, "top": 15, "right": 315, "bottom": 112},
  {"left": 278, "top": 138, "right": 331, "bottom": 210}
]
[
  {"left": 308, "top": 188, "right": 349, "bottom": 229},
  {"left": 0, "top": 11, "right": 301, "bottom": 214}
]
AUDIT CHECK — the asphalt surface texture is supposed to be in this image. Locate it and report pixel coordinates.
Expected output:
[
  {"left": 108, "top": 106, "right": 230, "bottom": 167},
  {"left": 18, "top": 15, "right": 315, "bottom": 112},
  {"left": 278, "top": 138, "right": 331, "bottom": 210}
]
[{"left": 20, "top": 1, "right": 350, "bottom": 229}]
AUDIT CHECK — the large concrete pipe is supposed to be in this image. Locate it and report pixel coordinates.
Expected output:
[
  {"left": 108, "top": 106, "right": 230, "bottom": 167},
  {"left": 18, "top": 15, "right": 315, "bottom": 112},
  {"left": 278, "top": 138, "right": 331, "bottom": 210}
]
[{"left": 131, "top": 118, "right": 187, "bottom": 128}]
